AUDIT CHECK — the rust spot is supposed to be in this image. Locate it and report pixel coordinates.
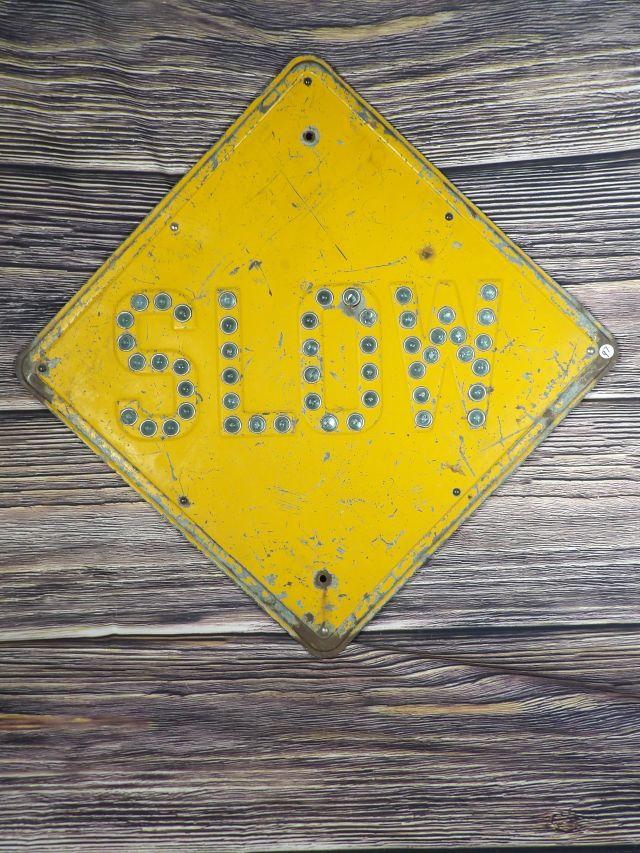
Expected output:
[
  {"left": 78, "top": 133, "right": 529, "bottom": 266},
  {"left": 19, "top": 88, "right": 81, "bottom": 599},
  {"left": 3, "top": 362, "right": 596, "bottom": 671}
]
[{"left": 419, "top": 245, "right": 434, "bottom": 260}]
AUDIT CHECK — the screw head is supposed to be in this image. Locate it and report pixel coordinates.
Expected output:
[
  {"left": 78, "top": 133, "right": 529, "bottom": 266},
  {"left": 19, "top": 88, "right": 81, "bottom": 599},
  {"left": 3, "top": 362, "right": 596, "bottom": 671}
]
[
  {"left": 248, "top": 415, "right": 266, "bottom": 433},
  {"left": 218, "top": 291, "right": 237, "bottom": 309},
  {"left": 151, "top": 353, "right": 169, "bottom": 371},
  {"left": 224, "top": 416, "right": 242, "bottom": 434},
  {"left": 128, "top": 353, "right": 145, "bottom": 371},
  {"left": 359, "top": 308, "right": 377, "bottom": 327},
  {"left": 274, "top": 415, "right": 292, "bottom": 433},
  {"left": 163, "top": 419, "right": 180, "bottom": 437},
  {"left": 395, "top": 286, "right": 413, "bottom": 305},
  {"left": 316, "top": 288, "right": 333, "bottom": 307},
  {"left": 154, "top": 292, "right": 172, "bottom": 311},
  {"left": 415, "top": 410, "right": 433, "bottom": 428},
  {"left": 220, "top": 316, "right": 238, "bottom": 334},
  {"left": 347, "top": 412, "right": 365, "bottom": 431},
  {"left": 222, "top": 393, "right": 240, "bottom": 410},
  {"left": 304, "top": 393, "right": 322, "bottom": 410},
  {"left": 320, "top": 413, "right": 338, "bottom": 432},
  {"left": 342, "top": 288, "right": 361, "bottom": 308},
  {"left": 301, "top": 311, "right": 319, "bottom": 330},
  {"left": 174, "top": 304, "right": 192, "bottom": 322}
]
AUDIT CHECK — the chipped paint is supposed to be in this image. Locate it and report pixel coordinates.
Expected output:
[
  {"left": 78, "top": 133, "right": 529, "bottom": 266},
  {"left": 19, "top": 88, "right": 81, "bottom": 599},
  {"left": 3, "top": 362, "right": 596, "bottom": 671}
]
[{"left": 17, "top": 55, "right": 616, "bottom": 658}]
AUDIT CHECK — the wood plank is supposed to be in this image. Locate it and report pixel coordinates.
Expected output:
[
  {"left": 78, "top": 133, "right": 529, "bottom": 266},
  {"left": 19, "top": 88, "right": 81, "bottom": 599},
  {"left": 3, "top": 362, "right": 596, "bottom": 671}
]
[
  {"left": 0, "top": 0, "right": 639, "bottom": 172},
  {"left": 1, "top": 636, "right": 640, "bottom": 849},
  {"left": 361, "top": 626, "right": 640, "bottom": 694},
  {"left": 0, "top": 398, "right": 638, "bottom": 640}
]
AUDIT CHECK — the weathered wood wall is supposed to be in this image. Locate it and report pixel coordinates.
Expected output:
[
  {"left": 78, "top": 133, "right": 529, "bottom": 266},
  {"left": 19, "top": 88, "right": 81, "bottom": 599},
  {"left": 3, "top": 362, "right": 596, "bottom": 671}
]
[{"left": 1, "top": 0, "right": 640, "bottom": 848}]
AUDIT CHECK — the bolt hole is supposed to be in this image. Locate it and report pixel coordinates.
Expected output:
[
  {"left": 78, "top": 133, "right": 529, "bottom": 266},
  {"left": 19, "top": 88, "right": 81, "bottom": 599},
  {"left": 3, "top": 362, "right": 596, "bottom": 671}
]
[
  {"left": 301, "top": 126, "right": 319, "bottom": 146},
  {"left": 37, "top": 363, "right": 47, "bottom": 373},
  {"left": 453, "top": 487, "right": 461, "bottom": 496},
  {"left": 178, "top": 495, "right": 190, "bottom": 506},
  {"left": 314, "top": 570, "right": 332, "bottom": 589},
  {"left": 445, "top": 212, "right": 454, "bottom": 221},
  {"left": 170, "top": 221, "right": 179, "bottom": 232},
  {"left": 303, "top": 76, "right": 312, "bottom": 86}
]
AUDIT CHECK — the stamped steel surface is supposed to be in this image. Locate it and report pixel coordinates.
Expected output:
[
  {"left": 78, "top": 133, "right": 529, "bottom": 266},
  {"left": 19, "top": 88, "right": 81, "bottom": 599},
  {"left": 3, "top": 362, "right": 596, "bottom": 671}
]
[{"left": 18, "top": 56, "right": 616, "bottom": 656}]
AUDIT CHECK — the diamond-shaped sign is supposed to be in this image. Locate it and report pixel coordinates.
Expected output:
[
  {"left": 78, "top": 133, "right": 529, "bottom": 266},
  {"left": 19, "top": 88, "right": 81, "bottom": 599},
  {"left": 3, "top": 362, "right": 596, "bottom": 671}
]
[{"left": 19, "top": 56, "right": 616, "bottom": 655}]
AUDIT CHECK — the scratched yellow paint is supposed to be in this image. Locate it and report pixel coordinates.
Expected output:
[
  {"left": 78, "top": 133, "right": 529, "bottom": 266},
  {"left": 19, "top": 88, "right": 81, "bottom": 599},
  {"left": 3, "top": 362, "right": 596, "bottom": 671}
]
[{"left": 20, "top": 56, "right": 615, "bottom": 655}]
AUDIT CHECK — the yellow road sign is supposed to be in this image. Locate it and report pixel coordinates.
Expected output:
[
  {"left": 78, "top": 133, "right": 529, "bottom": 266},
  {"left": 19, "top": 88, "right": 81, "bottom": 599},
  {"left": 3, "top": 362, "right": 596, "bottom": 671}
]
[{"left": 19, "top": 56, "right": 616, "bottom": 655}]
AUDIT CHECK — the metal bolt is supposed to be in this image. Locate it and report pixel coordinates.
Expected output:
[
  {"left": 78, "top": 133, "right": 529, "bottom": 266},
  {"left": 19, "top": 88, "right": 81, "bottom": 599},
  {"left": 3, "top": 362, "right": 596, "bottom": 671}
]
[
  {"left": 342, "top": 288, "right": 361, "bottom": 308},
  {"left": 304, "top": 393, "right": 322, "bottom": 410},
  {"left": 413, "top": 387, "right": 429, "bottom": 404},
  {"left": 120, "top": 407, "right": 137, "bottom": 426},
  {"left": 222, "top": 393, "right": 240, "bottom": 410},
  {"left": 468, "top": 383, "right": 487, "bottom": 401},
  {"left": 220, "top": 316, "right": 238, "bottom": 334},
  {"left": 130, "top": 294, "right": 149, "bottom": 311},
  {"left": 395, "top": 286, "right": 413, "bottom": 305},
  {"left": 472, "top": 358, "right": 490, "bottom": 377},
  {"left": 360, "top": 336, "right": 378, "bottom": 354},
  {"left": 424, "top": 347, "right": 439, "bottom": 364},
  {"left": 320, "top": 413, "right": 338, "bottom": 431},
  {"left": 475, "top": 334, "right": 492, "bottom": 351},
  {"left": 224, "top": 416, "right": 242, "bottom": 434},
  {"left": 478, "top": 308, "right": 496, "bottom": 326},
  {"left": 316, "top": 289, "right": 333, "bottom": 307},
  {"left": 274, "top": 415, "right": 292, "bottom": 433},
  {"left": 174, "top": 304, "right": 192, "bottom": 322},
  {"left": 177, "top": 380, "right": 194, "bottom": 397},
  {"left": 163, "top": 419, "right": 180, "bottom": 437},
  {"left": 128, "top": 353, "right": 145, "bottom": 371},
  {"left": 117, "top": 333, "right": 136, "bottom": 351},
  {"left": 415, "top": 410, "right": 433, "bottom": 428},
  {"left": 303, "top": 365, "right": 321, "bottom": 383},
  {"left": 481, "top": 283, "right": 498, "bottom": 301},
  {"left": 362, "top": 390, "right": 379, "bottom": 408},
  {"left": 450, "top": 326, "right": 467, "bottom": 344},
  {"left": 218, "top": 291, "right": 237, "bottom": 309},
  {"left": 151, "top": 353, "right": 169, "bottom": 371},
  {"left": 361, "top": 362, "right": 378, "bottom": 381},
  {"left": 221, "top": 343, "right": 238, "bottom": 359},
  {"left": 409, "top": 361, "right": 426, "bottom": 379},
  {"left": 302, "top": 339, "right": 320, "bottom": 357},
  {"left": 248, "top": 415, "right": 266, "bottom": 433},
  {"left": 457, "top": 345, "right": 474, "bottom": 363},
  {"left": 468, "top": 409, "right": 486, "bottom": 428},
  {"left": 140, "top": 419, "right": 157, "bottom": 437},
  {"left": 404, "top": 336, "right": 421, "bottom": 354},
  {"left": 301, "top": 311, "right": 319, "bottom": 330},
  {"left": 173, "top": 358, "right": 190, "bottom": 374},
  {"left": 222, "top": 367, "right": 240, "bottom": 384},
  {"left": 438, "top": 306, "right": 455, "bottom": 324},
  {"left": 154, "top": 292, "right": 172, "bottom": 310},
  {"left": 117, "top": 311, "right": 134, "bottom": 329},
  {"left": 399, "top": 310, "right": 417, "bottom": 329},
  {"left": 170, "top": 222, "right": 179, "bottom": 232},
  {"left": 178, "top": 402, "right": 195, "bottom": 420},
  {"left": 430, "top": 327, "right": 446, "bottom": 345},
  {"left": 347, "top": 412, "right": 365, "bottom": 431},
  {"left": 359, "top": 308, "right": 377, "bottom": 327}
]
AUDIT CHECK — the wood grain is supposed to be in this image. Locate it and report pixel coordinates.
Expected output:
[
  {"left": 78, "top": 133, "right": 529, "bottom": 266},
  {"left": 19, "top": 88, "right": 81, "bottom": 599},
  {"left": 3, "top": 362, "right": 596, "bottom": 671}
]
[
  {"left": 1, "top": 0, "right": 640, "bottom": 847},
  {"left": 1, "top": 0, "right": 639, "bottom": 171},
  {"left": 2, "top": 637, "right": 640, "bottom": 849}
]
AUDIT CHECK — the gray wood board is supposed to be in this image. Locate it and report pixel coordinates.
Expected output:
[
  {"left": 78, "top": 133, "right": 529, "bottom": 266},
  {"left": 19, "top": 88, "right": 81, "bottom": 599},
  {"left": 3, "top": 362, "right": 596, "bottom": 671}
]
[{"left": 1, "top": 0, "right": 640, "bottom": 848}]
